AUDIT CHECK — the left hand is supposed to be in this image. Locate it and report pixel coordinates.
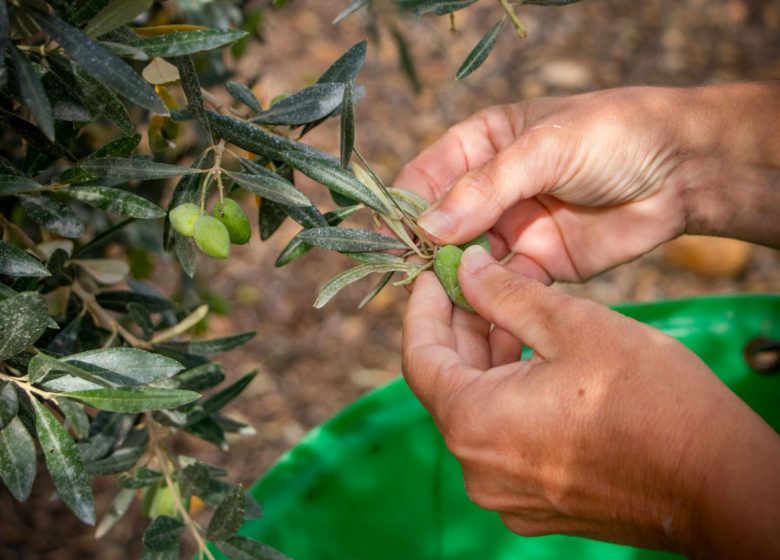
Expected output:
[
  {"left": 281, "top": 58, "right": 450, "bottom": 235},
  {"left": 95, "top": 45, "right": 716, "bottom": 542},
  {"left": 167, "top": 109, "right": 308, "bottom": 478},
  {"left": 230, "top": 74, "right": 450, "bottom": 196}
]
[{"left": 402, "top": 245, "right": 780, "bottom": 557}]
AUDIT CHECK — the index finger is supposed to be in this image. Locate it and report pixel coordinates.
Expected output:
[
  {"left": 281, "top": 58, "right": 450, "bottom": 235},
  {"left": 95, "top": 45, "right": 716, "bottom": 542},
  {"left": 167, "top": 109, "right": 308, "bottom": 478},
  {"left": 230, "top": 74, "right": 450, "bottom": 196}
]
[
  {"left": 392, "top": 104, "right": 524, "bottom": 201},
  {"left": 402, "top": 272, "right": 481, "bottom": 414}
]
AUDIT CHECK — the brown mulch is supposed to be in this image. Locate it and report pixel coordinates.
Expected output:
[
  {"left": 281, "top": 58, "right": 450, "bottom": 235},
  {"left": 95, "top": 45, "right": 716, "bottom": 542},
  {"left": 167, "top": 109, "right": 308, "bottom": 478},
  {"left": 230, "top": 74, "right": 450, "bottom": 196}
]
[{"left": 2, "top": 1, "right": 779, "bottom": 558}]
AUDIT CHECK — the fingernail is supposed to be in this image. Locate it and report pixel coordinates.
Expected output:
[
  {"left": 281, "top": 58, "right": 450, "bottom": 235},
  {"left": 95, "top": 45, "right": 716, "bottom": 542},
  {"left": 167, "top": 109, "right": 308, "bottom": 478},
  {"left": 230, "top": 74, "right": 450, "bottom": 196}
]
[
  {"left": 418, "top": 208, "right": 455, "bottom": 240},
  {"left": 461, "top": 245, "right": 493, "bottom": 274}
]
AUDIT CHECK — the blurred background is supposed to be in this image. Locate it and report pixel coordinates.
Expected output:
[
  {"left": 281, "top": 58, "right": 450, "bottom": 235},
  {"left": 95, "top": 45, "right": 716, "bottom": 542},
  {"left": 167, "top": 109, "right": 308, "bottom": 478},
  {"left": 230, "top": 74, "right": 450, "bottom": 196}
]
[{"left": 2, "top": 0, "right": 779, "bottom": 557}]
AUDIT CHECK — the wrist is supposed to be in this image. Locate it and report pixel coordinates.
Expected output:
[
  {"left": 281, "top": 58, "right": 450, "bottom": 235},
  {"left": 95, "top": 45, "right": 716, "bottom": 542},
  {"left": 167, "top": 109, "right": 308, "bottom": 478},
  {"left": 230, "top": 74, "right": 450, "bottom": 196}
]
[{"left": 668, "top": 83, "right": 780, "bottom": 246}]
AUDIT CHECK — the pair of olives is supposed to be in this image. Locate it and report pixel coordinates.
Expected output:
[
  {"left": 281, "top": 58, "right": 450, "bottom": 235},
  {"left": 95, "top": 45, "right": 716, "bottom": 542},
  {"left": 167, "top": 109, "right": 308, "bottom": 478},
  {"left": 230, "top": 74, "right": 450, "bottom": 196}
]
[
  {"left": 433, "top": 233, "right": 491, "bottom": 313},
  {"left": 169, "top": 199, "right": 250, "bottom": 259}
]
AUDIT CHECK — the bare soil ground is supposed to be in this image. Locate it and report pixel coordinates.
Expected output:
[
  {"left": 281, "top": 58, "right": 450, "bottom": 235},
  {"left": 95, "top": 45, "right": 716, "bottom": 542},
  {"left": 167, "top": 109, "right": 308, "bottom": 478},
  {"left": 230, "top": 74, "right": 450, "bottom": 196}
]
[{"left": 2, "top": 1, "right": 778, "bottom": 557}]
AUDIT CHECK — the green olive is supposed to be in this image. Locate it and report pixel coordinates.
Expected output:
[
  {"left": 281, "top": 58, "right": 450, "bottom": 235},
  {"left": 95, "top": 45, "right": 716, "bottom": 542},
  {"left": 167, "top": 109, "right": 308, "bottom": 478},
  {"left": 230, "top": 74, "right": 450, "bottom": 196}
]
[
  {"left": 213, "top": 198, "right": 251, "bottom": 245},
  {"left": 433, "top": 234, "right": 492, "bottom": 313},
  {"left": 434, "top": 245, "right": 473, "bottom": 312},
  {"left": 193, "top": 215, "right": 230, "bottom": 259},
  {"left": 169, "top": 203, "right": 202, "bottom": 237}
]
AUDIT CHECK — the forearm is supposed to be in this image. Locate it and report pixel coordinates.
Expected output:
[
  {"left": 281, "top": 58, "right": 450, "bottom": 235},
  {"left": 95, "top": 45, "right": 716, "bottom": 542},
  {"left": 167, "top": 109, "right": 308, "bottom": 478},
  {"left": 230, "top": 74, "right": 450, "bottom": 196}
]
[
  {"left": 688, "top": 413, "right": 780, "bottom": 559},
  {"left": 673, "top": 83, "right": 780, "bottom": 247}
]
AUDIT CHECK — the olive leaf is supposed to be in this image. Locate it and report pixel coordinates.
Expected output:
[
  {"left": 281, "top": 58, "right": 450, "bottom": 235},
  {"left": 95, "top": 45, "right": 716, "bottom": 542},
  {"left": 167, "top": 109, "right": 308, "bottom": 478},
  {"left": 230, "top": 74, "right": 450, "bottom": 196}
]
[
  {"left": 30, "top": 11, "right": 166, "bottom": 114},
  {"left": 72, "top": 64, "right": 134, "bottom": 136},
  {"left": 20, "top": 195, "right": 85, "bottom": 239},
  {"left": 359, "top": 271, "right": 395, "bottom": 309},
  {"left": 275, "top": 205, "right": 362, "bottom": 267},
  {"left": 134, "top": 29, "right": 248, "bottom": 58},
  {"left": 143, "top": 515, "right": 185, "bottom": 552},
  {"left": 0, "top": 383, "right": 18, "bottom": 430},
  {"left": 118, "top": 468, "right": 163, "bottom": 490},
  {"left": 84, "top": 0, "right": 154, "bottom": 38},
  {"left": 155, "top": 363, "right": 226, "bottom": 392},
  {"left": 216, "top": 536, "right": 292, "bottom": 560},
  {"left": 207, "top": 484, "right": 246, "bottom": 541},
  {"left": 340, "top": 81, "right": 355, "bottom": 169},
  {"left": 224, "top": 170, "right": 312, "bottom": 208},
  {"left": 296, "top": 227, "right": 408, "bottom": 253},
  {"left": 314, "top": 263, "right": 413, "bottom": 308},
  {"left": 95, "top": 290, "right": 174, "bottom": 313},
  {"left": 66, "top": 186, "right": 166, "bottom": 219},
  {"left": 250, "top": 83, "right": 346, "bottom": 126},
  {"left": 204, "top": 112, "right": 384, "bottom": 211},
  {"left": 84, "top": 444, "right": 147, "bottom": 475},
  {"left": 397, "top": 0, "right": 479, "bottom": 16},
  {"left": 0, "top": 292, "right": 49, "bottom": 360},
  {"left": 173, "top": 55, "right": 212, "bottom": 141},
  {"left": 9, "top": 46, "right": 54, "bottom": 141},
  {"left": 95, "top": 488, "right": 135, "bottom": 539},
  {"left": 30, "top": 397, "right": 95, "bottom": 524},
  {"left": 387, "top": 187, "right": 430, "bottom": 217},
  {"left": 63, "top": 387, "right": 200, "bottom": 413},
  {"left": 56, "top": 398, "right": 90, "bottom": 439},
  {"left": 456, "top": 18, "right": 506, "bottom": 80},
  {"left": 317, "top": 39, "right": 368, "bottom": 85},
  {"left": 0, "top": 240, "right": 51, "bottom": 278},
  {"left": 0, "top": 417, "right": 37, "bottom": 502},
  {"left": 226, "top": 81, "right": 261, "bottom": 112},
  {"left": 333, "top": 0, "right": 371, "bottom": 24},
  {"left": 69, "top": 259, "right": 130, "bottom": 284},
  {"left": 82, "top": 157, "right": 203, "bottom": 180},
  {"left": 159, "top": 331, "right": 256, "bottom": 357},
  {"left": 0, "top": 175, "right": 42, "bottom": 196}
]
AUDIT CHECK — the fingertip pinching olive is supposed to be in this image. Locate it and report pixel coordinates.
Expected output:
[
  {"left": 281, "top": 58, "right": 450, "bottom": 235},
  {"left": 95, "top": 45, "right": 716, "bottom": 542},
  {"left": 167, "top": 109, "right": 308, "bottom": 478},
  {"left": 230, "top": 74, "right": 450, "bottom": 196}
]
[
  {"left": 432, "top": 234, "right": 492, "bottom": 313},
  {"left": 213, "top": 198, "right": 251, "bottom": 245},
  {"left": 169, "top": 203, "right": 202, "bottom": 237},
  {"left": 193, "top": 215, "right": 231, "bottom": 259}
]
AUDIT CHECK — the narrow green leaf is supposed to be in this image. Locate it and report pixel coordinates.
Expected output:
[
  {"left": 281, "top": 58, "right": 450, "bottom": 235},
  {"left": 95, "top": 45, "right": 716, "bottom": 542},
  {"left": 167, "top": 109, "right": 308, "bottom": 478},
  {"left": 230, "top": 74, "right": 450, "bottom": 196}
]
[
  {"left": 359, "top": 271, "right": 395, "bottom": 309},
  {"left": 30, "top": 397, "right": 95, "bottom": 524},
  {"left": 30, "top": 11, "right": 166, "bottom": 114},
  {"left": 85, "top": 444, "right": 146, "bottom": 474},
  {"left": 0, "top": 240, "right": 51, "bottom": 278},
  {"left": 173, "top": 55, "right": 212, "bottom": 141},
  {"left": 455, "top": 18, "right": 506, "bottom": 80},
  {"left": 250, "top": 83, "right": 345, "bottom": 126},
  {"left": 20, "top": 194, "right": 84, "bottom": 238},
  {"left": 95, "top": 290, "right": 174, "bottom": 313},
  {"left": 177, "top": 462, "right": 209, "bottom": 498},
  {"left": 317, "top": 40, "right": 368, "bottom": 84},
  {"left": 0, "top": 174, "right": 42, "bottom": 196},
  {"left": 216, "top": 536, "right": 292, "bottom": 560},
  {"left": 143, "top": 515, "right": 185, "bottom": 552},
  {"left": 85, "top": 0, "right": 153, "bottom": 38},
  {"left": 314, "top": 263, "right": 410, "bottom": 308},
  {"left": 135, "top": 29, "right": 248, "bottom": 58},
  {"left": 65, "top": 348, "right": 184, "bottom": 385},
  {"left": 95, "top": 488, "right": 135, "bottom": 538},
  {"left": 56, "top": 398, "right": 90, "bottom": 439},
  {"left": 225, "top": 170, "right": 311, "bottom": 208},
  {"left": 118, "top": 467, "right": 163, "bottom": 489},
  {"left": 296, "top": 227, "right": 408, "bottom": 253},
  {"left": 0, "top": 383, "right": 18, "bottom": 430},
  {"left": 9, "top": 46, "right": 54, "bottom": 140},
  {"left": 70, "top": 258, "right": 129, "bottom": 284},
  {"left": 205, "top": 112, "right": 384, "bottom": 211},
  {"left": 387, "top": 187, "right": 430, "bottom": 218},
  {"left": 0, "top": 417, "right": 36, "bottom": 501},
  {"left": 0, "top": 107, "right": 72, "bottom": 160},
  {"left": 73, "top": 64, "right": 134, "bottom": 135},
  {"left": 390, "top": 26, "right": 421, "bottom": 93},
  {"left": 82, "top": 157, "right": 202, "bottom": 181},
  {"left": 0, "top": 292, "right": 49, "bottom": 361},
  {"left": 397, "top": 0, "right": 478, "bottom": 15},
  {"left": 159, "top": 331, "right": 255, "bottom": 357},
  {"left": 64, "top": 387, "right": 199, "bottom": 413},
  {"left": 340, "top": 81, "right": 355, "bottom": 169},
  {"left": 274, "top": 205, "right": 362, "bottom": 267},
  {"left": 258, "top": 199, "right": 289, "bottom": 241},
  {"left": 333, "top": 0, "right": 371, "bottom": 24},
  {"left": 201, "top": 371, "right": 256, "bottom": 415},
  {"left": 66, "top": 186, "right": 165, "bottom": 219},
  {"left": 155, "top": 362, "right": 225, "bottom": 391},
  {"left": 226, "top": 81, "right": 261, "bottom": 112},
  {"left": 207, "top": 484, "right": 245, "bottom": 541}
]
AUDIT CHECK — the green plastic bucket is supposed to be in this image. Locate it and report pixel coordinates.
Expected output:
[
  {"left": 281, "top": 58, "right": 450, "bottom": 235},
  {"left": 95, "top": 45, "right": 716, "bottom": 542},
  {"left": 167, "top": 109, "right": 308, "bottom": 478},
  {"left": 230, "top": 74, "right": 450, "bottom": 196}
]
[{"left": 232, "top": 295, "right": 780, "bottom": 560}]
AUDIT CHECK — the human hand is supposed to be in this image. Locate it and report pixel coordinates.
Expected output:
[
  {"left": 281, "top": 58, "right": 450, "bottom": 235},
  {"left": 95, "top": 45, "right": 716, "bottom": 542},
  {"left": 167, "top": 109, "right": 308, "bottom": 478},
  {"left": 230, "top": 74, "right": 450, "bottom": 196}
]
[
  {"left": 402, "top": 245, "right": 780, "bottom": 557},
  {"left": 395, "top": 84, "right": 780, "bottom": 283}
]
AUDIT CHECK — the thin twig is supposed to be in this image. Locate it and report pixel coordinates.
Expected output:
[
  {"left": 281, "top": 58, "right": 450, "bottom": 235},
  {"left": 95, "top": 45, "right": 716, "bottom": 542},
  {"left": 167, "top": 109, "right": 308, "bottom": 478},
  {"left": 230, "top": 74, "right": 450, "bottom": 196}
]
[
  {"left": 0, "top": 372, "right": 56, "bottom": 400},
  {"left": 146, "top": 414, "right": 216, "bottom": 560},
  {"left": 72, "top": 282, "right": 152, "bottom": 349},
  {"left": 0, "top": 214, "right": 47, "bottom": 259},
  {"left": 498, "top": 0, "right": 527, "bottom": 38}
]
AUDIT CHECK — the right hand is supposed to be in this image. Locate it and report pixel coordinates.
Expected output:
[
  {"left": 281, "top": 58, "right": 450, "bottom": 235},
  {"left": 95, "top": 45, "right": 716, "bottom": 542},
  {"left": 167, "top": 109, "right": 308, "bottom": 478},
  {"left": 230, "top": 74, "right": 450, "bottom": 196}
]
[{"left": 394, "top": 84, "right": 780, "bottom": 283}]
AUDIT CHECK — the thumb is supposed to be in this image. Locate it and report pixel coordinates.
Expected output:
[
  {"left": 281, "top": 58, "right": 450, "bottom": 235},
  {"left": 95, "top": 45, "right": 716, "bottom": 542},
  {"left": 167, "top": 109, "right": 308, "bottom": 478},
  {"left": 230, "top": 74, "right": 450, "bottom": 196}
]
[
  {"left": 417, "top": 131, "right": 559, "bottom": 245},
  {"left": 458, "top": 245, "right": 579, "bottom": 359}
]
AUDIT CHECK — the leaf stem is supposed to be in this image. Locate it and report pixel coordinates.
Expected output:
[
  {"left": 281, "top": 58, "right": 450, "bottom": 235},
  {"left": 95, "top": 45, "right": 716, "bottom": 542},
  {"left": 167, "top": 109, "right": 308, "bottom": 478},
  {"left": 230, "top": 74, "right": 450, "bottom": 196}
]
[
  {"left": 146, "top": 414, "right": 216, "bottom": 560},
  {"left": 498, "top": 0, "right": 527, "bottom": 38},
  {"left": 0, "top": 213, "right": 47, "bottom": 260},
  {"left": 0, "top": 372, "right": 56, "bottom": 400},
  {"left": 72, "top": 282, "right": 152, "bottom": 350}
]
